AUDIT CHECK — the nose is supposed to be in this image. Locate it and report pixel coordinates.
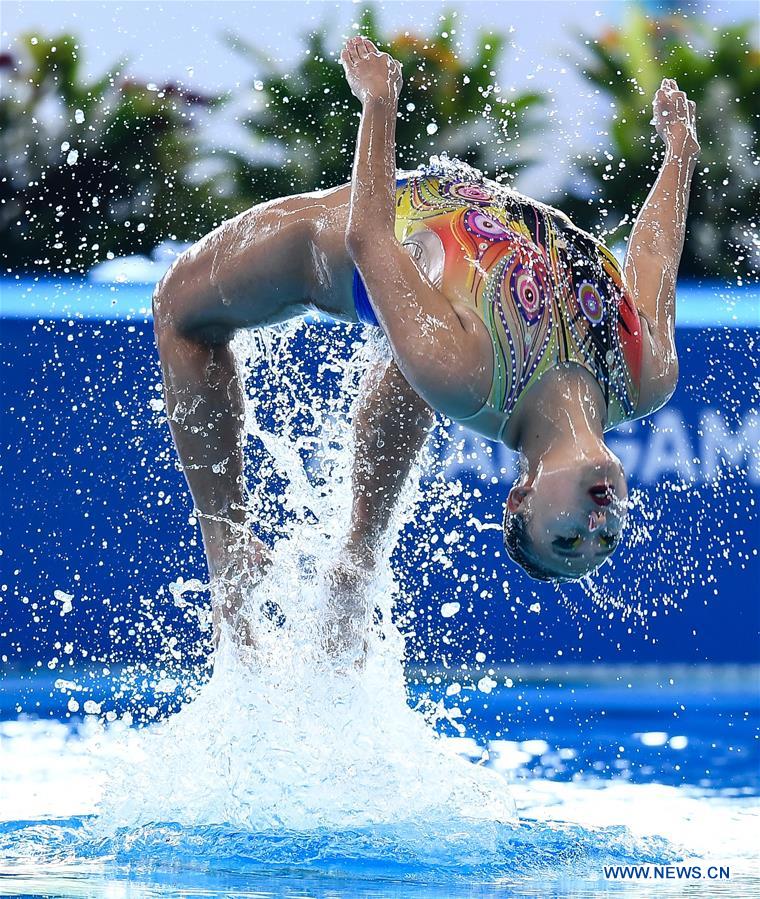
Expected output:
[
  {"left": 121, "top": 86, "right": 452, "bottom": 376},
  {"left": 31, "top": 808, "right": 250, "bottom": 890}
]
[{"left": 588, "top": 509, "right": 607, "bottom": 532}]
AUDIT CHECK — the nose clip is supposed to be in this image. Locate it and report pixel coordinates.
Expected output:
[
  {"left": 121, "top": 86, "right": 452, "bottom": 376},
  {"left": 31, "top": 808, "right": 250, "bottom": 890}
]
[{"left": 588, "top": 510, "right": 606, "bottom": 532}]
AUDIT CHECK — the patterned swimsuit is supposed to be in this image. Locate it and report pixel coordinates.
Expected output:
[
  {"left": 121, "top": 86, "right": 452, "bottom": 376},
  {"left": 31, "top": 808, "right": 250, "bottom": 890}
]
[{"left": 352, "top": 158, "right": 643, "bottom": 443}]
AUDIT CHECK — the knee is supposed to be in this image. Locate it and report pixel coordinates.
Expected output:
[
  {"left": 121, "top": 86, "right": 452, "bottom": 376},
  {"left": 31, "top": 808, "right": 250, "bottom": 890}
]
[
  {"left": 151, "top": 256, "right": 202, "bottom": 341},
  {"left": 153, "top": 282, "right": 233, "bottom": 354},
  {"left": 153, "top": 314, "right": 179, "bottom": 364},
  {"left": 152, "top": 274, "right": 182, "bottom": 342},
  {"left": 152, "top": 288, "right": 183, "bottom": 362}
]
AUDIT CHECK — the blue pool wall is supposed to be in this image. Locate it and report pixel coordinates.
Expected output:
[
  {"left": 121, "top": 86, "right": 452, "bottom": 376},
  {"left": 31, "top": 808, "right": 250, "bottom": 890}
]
[{"left": 1, "top": 277, "right": 758, "bottom": 669}]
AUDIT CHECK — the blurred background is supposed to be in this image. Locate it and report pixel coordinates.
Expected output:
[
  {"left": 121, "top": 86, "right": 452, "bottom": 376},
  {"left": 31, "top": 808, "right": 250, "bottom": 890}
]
[
  {"left": 1, "top": 1, "right": 758, "bottom": 713},
  {"left": 2, "top": 0, "right": 759, "bottom": 278}
]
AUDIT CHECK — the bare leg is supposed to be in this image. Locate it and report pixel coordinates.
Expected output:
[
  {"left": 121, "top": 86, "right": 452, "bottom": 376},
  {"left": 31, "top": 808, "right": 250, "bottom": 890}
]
[
  {"left": 324, "top": 358, "right": 434, "bottom": 655},
  {"left": 152, "top": 168, "right": 441, "bottom": 652},
  {"left": 151, "top": 196, "right": 336, "bottom": 642},
  {"left": 346, "top": 359, "right": 435, "bottom": 566},
  {"left": 153, "top": 319, "right": 268, "bottom": 641}
]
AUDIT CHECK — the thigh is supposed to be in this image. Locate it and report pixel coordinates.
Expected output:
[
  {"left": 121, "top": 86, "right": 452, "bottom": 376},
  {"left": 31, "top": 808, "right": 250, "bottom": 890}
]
[{"left": 155, "top": 185, "right": 357, "bottom": 337}]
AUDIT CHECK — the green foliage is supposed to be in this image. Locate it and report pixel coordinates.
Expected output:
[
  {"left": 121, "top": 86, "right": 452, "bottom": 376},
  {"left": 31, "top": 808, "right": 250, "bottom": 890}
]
[
  {"left": 0, "top": 34, "right": 226, "bottom": 274},
  {"left": 225, "top": 7, "right": 544, "bottom": 203},
  {"left": 0, "top": 14, "right": 543, "bottom": 275},
  {"left": 563, "top": 10, "right": 759, "bottom": 282},
  {"left": 9, "top": 10, "right": 754, "bottom": 283}
]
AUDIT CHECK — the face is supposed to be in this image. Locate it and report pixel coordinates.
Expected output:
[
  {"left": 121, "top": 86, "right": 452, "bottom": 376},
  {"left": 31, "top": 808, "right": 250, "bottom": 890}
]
[{"left": 510, "top": 448, "right": 629, "bottom": 579}]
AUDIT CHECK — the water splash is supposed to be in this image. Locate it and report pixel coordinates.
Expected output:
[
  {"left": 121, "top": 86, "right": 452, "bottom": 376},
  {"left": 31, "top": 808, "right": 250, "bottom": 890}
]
[
  {"left": 3, "top": 318, "right": 756, "bottom": 889},
  {"left": 83, "top": 320, "right": 519, "bottom": 842},
  {"left": 95, "top": 557, "right": 516, "bottom": 836},
  {"left": 68, "top": 319, "right": 670, "bottom": 878}
]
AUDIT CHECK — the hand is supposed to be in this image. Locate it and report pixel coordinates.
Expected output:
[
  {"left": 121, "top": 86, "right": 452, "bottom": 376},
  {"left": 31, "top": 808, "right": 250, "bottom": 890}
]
[
  {"left": 651, "top": 78, "right": 700, "bottom": 159},
  {"left": 340, "top": 36, "right": 402, "bottom": 106}
]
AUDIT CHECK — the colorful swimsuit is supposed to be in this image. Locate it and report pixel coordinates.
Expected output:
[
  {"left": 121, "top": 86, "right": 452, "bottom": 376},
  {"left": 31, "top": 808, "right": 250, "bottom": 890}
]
[{"left": 352, "top": 158, "right": 643, "bottom": 443}]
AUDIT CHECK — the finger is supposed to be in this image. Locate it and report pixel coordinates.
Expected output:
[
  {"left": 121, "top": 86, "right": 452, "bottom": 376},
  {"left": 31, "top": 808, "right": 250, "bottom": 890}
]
[
  {"left": 347, "top": 39, "right": 358, "bottom": 65},
  {"left": 356, "top": 39, "right": 369, "bottom": 60},
  {"left": 363, "top": 37, "right": 379, "bottom": 54}
]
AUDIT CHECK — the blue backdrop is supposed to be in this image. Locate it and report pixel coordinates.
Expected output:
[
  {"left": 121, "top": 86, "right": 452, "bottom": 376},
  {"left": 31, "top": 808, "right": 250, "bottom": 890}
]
[{"left": 1, "top": 279, "right": 758, "bottom": 672}]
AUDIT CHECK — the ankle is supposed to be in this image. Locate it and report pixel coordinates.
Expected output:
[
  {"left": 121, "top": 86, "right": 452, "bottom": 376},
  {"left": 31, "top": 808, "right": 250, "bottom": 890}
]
[{"left": 341, "top": 538, "right": 378, "bottom": 572}]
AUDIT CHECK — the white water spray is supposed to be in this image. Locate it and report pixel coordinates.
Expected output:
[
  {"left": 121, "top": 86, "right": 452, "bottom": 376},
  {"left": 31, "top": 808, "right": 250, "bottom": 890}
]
[{"left": 95, "top": 320, "right": 516, "bottom": 835}]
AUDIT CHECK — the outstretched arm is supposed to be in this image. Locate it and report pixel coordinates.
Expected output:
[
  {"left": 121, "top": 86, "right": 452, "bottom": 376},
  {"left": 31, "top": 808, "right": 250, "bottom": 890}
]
[
  {"left": 624, "top": 77, "right": 700, "bottom": 414},
  {"left": 339, "top": 36, "right": 491, "bottom": 420}
]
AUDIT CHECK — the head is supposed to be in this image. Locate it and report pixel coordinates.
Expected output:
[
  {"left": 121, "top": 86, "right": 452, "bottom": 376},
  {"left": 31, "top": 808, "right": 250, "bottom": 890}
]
[{"left": 503, "top": 442, "right": 629, "bottom": 582}]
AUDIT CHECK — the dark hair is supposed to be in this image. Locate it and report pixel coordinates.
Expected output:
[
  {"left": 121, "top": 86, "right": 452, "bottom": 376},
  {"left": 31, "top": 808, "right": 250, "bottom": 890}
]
[{"left": 503, "top": 504, "right": 578, "bottom": 584}]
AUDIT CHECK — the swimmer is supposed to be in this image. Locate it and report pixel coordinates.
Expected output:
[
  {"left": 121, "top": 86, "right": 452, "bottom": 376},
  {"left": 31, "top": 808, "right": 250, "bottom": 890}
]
[{"left": 153, "top": 37, "right": 700, "bottom": 645}]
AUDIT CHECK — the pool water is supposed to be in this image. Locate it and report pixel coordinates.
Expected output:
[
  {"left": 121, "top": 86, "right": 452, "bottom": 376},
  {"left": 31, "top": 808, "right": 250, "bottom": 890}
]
[
  {"left": 2, "top": 279, "right": 758, "bottom": 897},
  {"left": 1, "top": 666, "right": 757, "bottom": 898}
]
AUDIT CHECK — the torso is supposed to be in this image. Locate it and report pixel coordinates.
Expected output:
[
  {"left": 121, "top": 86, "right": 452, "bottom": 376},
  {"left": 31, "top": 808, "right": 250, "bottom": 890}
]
[{"left": 391, "top": 159, "right": 644, "bottom": 443}]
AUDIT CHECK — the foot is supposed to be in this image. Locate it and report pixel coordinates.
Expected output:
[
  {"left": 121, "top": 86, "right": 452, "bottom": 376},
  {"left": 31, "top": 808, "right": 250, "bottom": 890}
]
[
  {"left": 207, "top": 523, "right": 273, "bottom": 648},
  {"left": 322, "top": 554, "right": 374, "bottom": 660}
]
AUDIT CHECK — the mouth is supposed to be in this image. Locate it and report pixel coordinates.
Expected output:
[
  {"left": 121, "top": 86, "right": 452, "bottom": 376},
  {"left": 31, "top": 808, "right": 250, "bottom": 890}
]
[{"left": 589, "top": 484, "right": 613, "bottom": 507}]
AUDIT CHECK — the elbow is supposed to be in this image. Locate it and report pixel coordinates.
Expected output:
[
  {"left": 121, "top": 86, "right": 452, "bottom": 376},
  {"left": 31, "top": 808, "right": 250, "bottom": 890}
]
[
  {"left": 346, "top": 225, "right": 397, "bottom": 263},
  {"left": 661, "top": 358, "right": 680, "bottom": 406},
  {"left": 640, "top": 359, "right": 679, "bottom": 417},
  {"left": 345, "top": 228, "right": 367, "bottom": 260},
  {"left": 659, "top": 341, "right": 680, "bottom": 404}
]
